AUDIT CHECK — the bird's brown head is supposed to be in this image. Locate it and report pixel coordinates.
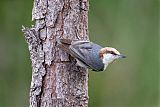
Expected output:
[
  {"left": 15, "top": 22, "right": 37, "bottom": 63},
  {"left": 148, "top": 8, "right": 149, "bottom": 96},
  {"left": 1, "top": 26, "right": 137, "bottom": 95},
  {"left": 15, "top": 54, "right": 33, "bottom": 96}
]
[{"left": 99, "top": 47, "right": 126, "bottom": 69}]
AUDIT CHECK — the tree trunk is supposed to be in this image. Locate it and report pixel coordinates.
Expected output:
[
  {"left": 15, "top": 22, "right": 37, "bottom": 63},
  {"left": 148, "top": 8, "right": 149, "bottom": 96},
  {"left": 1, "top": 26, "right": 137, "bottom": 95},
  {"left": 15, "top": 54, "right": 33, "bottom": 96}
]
[{"left": 22, "top": 0, "right": 89, "bottom": 107}]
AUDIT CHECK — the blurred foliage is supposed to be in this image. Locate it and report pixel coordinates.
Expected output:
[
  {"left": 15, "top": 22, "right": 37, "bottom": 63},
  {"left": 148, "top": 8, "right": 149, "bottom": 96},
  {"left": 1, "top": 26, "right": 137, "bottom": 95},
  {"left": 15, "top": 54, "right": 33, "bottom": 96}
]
[{"left": 0, "top": 0, "right": 158, "bottom": 107}]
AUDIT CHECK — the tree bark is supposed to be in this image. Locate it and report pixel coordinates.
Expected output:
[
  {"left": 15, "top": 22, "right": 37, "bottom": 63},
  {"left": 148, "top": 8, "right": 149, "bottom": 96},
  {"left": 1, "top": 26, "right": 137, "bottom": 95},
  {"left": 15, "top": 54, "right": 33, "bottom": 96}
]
[{"left": 22, "top": 0, "right": 89, "bottom": 107}]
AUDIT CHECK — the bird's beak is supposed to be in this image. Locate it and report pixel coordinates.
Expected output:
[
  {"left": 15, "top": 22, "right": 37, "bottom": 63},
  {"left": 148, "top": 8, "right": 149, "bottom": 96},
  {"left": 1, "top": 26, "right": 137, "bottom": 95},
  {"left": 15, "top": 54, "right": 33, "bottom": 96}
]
[{"left": 117, "top": 54, "right": 126, "bottom": 58}]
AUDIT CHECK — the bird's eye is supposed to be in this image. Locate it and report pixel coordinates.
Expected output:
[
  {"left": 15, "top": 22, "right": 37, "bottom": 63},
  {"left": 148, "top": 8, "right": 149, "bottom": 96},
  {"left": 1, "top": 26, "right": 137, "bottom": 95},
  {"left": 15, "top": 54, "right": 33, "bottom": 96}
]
[{"left": 109, "top": 51, "right": 117, "bottom": 55}]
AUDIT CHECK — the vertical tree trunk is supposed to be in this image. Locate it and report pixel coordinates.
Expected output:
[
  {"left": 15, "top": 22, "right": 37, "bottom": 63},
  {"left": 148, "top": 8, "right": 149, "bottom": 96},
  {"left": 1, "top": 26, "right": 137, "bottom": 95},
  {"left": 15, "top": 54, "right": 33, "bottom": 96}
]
[{"left": 22, "top": 0, "right": 89, "bottom": 107}]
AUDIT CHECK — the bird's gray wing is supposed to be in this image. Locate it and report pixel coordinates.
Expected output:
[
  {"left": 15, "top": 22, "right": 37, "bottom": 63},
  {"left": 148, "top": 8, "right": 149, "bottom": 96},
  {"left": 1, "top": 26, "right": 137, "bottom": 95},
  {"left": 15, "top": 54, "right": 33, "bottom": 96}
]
[
  {"left": 69, "top": 40, "right": 92, "bottom": 68},
  {"left": 57, "top": 39, "right": 92, "bottom": 67},
  {"left": 69, "top": 41, "right": 104, "bottom": 71}
]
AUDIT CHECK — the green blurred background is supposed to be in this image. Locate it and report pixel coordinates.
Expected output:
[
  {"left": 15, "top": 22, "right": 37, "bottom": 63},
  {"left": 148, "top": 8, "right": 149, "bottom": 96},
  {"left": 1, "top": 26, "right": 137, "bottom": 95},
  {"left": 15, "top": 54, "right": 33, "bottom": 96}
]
[{"left": 0, "top": 0, "right": 158, "bottom": 107}]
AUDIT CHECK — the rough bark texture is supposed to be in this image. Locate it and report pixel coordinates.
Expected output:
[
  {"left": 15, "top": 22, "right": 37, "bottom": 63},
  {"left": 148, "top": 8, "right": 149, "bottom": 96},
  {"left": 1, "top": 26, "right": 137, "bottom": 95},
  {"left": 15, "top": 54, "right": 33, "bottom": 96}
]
[{"left": 22, "top": 0, "right": 89, "bottom": 107}]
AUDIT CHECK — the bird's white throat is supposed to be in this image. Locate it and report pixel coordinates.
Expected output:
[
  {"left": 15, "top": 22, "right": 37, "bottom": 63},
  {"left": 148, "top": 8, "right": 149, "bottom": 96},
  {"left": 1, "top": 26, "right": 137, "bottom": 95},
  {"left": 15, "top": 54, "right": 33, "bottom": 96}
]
[{"left": 102, "top": 53, "right": 115, "bottom": 70}]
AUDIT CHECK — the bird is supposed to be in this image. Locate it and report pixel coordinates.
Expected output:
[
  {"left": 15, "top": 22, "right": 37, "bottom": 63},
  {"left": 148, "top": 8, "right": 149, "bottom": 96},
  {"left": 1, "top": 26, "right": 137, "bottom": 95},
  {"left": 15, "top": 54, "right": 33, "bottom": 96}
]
[{"left": 57, "top": 38, "right": 126, "bottom": 71}]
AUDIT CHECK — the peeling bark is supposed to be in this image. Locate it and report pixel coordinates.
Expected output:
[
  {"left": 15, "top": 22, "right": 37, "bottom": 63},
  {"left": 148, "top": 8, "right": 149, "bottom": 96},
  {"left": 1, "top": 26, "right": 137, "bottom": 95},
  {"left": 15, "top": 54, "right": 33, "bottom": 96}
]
[{"left": 22, "top": 0, "right": 89, "bottom": 107}]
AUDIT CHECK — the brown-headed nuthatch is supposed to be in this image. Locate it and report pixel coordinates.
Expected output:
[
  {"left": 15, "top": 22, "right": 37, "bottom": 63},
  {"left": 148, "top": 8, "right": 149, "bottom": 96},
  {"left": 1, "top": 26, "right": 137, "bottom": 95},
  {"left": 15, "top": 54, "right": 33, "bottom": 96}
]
[{"left": 57, "top": 39, "right": 126, "bottom": 71}]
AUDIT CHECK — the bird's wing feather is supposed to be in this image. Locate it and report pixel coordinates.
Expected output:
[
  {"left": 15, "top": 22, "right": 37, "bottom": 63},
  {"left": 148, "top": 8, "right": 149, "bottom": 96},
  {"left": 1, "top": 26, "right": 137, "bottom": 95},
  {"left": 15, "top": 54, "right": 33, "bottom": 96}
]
[
  {"left": 70, "top": 41, "right": 92, "bottom": 59},
  {"left": 69, "top": 40, "right": 93, "bottom": 68},
  {"left": 70, "top": 41, "right": 104, "bottom": 71},
  {"left": 57, "top": 39, "right": 92, "bottom": 68}
]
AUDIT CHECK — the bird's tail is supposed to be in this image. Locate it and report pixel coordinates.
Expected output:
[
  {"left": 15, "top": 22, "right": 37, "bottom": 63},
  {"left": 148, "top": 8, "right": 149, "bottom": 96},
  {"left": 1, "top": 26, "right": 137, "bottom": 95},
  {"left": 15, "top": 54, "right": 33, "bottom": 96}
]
[
  {"left": 57, "top": 39, "right": 73, "bottom": 56},
  {"left": 59, "top": 38, "right": 72, "bottom": 45}
]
